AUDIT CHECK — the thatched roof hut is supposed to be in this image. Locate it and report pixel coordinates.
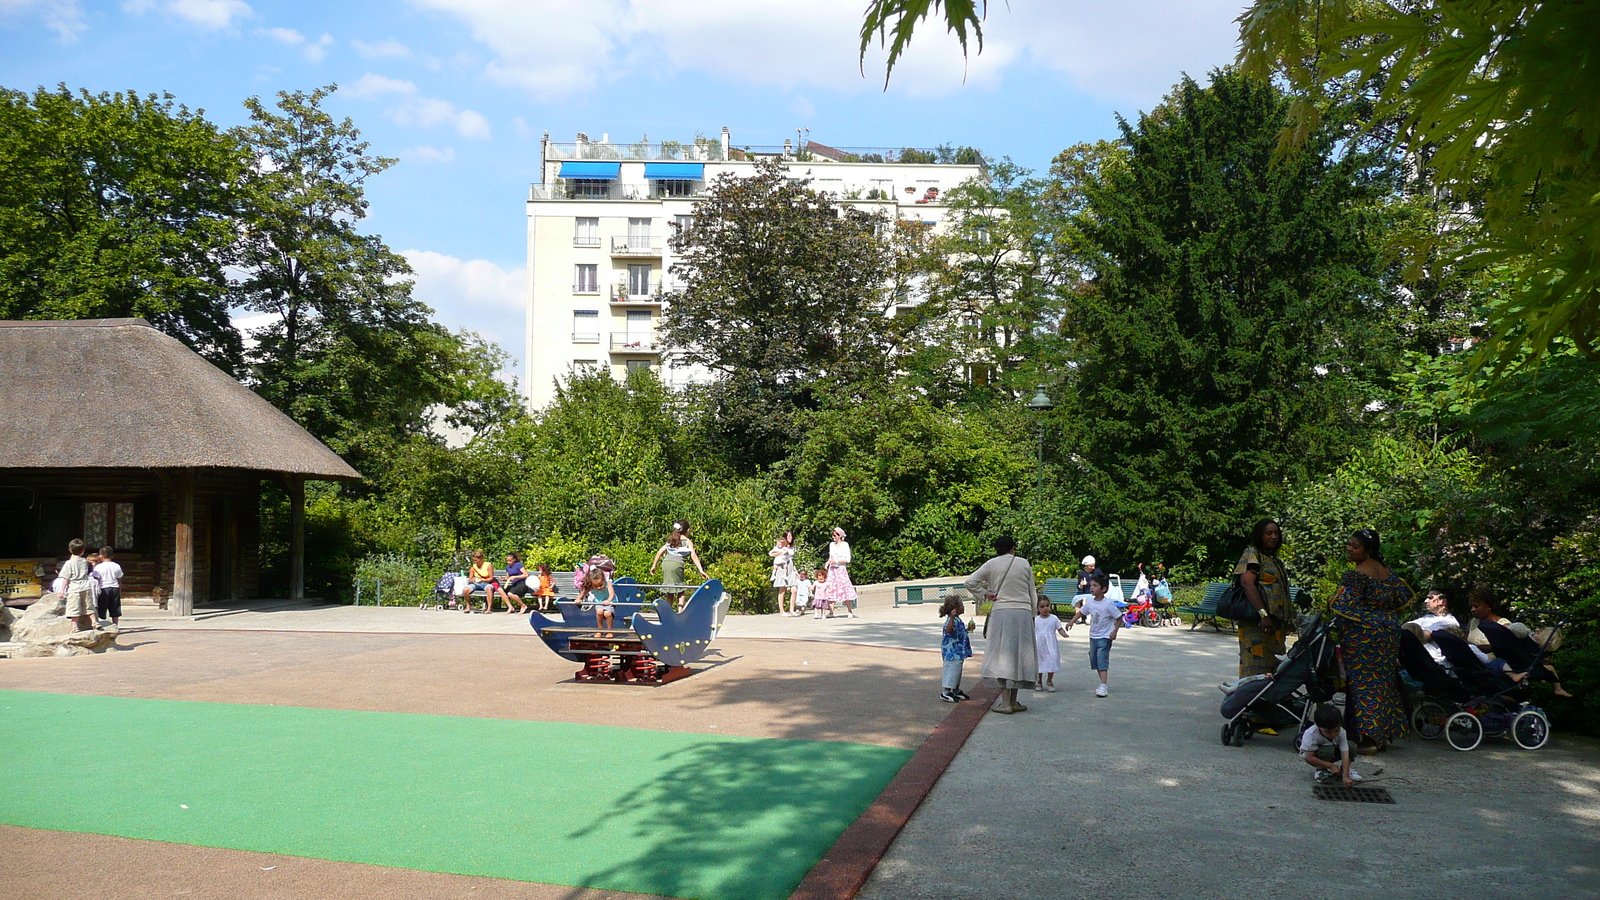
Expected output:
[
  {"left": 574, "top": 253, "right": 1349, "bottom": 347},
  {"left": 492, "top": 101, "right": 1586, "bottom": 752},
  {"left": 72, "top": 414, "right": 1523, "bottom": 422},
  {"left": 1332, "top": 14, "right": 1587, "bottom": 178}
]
[{"left": 0, "top": 319, "right": 360, "bottom": 614}]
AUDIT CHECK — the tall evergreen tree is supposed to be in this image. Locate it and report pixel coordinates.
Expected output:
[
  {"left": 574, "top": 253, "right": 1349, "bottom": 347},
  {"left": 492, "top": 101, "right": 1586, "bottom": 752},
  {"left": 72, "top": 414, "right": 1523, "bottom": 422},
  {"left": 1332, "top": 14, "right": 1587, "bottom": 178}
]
[{"left": 1062, "top": 70, "right": 1393, "bottom": 565}]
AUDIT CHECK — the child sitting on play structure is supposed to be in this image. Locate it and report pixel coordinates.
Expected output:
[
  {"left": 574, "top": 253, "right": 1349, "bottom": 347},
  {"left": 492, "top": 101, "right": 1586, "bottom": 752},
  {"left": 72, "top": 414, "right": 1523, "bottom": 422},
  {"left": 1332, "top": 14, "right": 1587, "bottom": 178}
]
[{"left": 579, "top": 566, "right": 617, "bottom": 635}]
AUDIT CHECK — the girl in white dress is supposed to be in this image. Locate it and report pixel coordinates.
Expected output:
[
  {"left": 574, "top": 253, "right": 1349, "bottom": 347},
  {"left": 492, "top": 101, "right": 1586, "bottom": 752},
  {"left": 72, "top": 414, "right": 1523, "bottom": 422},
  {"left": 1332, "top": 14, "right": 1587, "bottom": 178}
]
[
  {"left": 769, "top": 530, "right": 800, "bottom": 616},
  {"left": 1034, "top": 597, "right": 1070, "bottom": 691}
]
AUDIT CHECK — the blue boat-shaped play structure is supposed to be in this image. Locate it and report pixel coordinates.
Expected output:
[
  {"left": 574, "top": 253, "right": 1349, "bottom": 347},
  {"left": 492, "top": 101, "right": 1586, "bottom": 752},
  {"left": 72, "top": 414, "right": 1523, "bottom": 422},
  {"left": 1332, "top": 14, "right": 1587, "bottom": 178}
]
[{"left": 527, "top": 577, "right": 728, "bottom": 684}]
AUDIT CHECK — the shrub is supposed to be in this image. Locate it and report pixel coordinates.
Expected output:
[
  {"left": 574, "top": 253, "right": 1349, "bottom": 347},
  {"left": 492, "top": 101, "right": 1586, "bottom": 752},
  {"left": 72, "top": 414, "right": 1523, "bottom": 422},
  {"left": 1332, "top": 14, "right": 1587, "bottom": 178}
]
[
  {"left": 352, "top": 552, "right": 430, "bottom": 607},
  {"left": 708, "top": 552, "right": 773, "bottom": 614}
]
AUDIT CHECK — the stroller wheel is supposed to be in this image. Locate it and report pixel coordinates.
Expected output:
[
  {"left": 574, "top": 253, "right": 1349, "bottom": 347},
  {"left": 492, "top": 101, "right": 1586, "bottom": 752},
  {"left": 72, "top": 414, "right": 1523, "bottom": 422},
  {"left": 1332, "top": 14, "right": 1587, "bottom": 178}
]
[
  {"left": 1445, "top": 711, "right": 1483, "bottom": 751},
  {"left": 1411, "top": 700, "right": 1448, "bottom": 740},
  {"left": 1512, "top": 708, "right": 1550, "bottom": 750},
  {"left": 1231, "top": 722, "right": 1247, "bottom": 747}
]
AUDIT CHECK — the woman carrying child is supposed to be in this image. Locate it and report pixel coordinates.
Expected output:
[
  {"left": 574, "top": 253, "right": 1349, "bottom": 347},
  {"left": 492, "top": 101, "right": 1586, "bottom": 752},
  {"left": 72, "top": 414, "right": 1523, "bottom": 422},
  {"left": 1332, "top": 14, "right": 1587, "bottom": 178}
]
[
  {"left": 939, "top": 595, "right": 973, "bottom": 703},
  {"left": 769, "top": 530, "right": 801, "bottom": 616},
  {"left": 579, "top": 566, "right": 617, "bottom": 635}
]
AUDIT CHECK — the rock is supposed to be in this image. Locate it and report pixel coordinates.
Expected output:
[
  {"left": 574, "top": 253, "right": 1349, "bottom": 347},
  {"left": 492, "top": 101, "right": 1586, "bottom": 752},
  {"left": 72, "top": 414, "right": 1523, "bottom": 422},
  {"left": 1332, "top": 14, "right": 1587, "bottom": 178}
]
[
  {"left": 61, "top": 628, "right": 118, "bottom": 652},
  {"left": 12, "top": 644, "right": 53, "bottom": 658},
  {"left": 18, "top": 593, "right": 65, "bottom": 622},
  {"left": 12, "top": 614, "right": 78, "bottom": 644},
  {"left": 0, "top": 641, "right": 25, "bottom": 657},
  {"left": 54, "top": 644, "right": 93, "bottom": 657},
  {"left": 0, "top": 605, "right": 15, "bottom": 627}
]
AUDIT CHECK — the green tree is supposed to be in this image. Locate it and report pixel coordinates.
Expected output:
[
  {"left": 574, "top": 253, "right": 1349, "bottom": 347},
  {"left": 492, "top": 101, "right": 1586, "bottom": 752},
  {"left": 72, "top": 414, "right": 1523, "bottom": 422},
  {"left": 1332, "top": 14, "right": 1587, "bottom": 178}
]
[
  {"left": 661, "top": 158, "right": 901, "bottom": 470},
  {"left": 233, "top": 86, "right": 498, "bottom": 467},
  {"left": 0, "top": 86, "right": 247, "bottom": 368},
  {"left": 1059, "top": 70, "right": 1394, "bottom": 565}
]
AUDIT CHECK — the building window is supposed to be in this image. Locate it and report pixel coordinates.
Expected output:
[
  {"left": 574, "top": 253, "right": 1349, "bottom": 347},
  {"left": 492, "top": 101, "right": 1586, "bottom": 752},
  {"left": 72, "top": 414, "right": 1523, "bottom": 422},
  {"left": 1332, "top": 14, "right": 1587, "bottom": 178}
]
[
  {"left": 572, "top": 310, "right": 600, "bottom": 343},
  {"left": 815, "top": 178, "right": 844, "bottom": 197},
  {"left": 569, "top": 180, "right": 610, "bottom": 199},
  {"left": 625, "top": 359, "right": 653, "bottom": 372},
  {"left": 81, "top": 501, "right": 135, "bottom": 551},
  {"left": 574, "top": 217, "right": 599, "bottom": 247},
  {"left": 673, "top": 214, "right": 693, "bottom": 233},
  {"left": 655, "top": 179, "right": 692, "bottom": 197},
  {"left": 574, "top": 264, "right": 599, "bottom": 293},
  {"left": 571, "top": 359, "right": 599, "bottom": 374},
  {"left": 628, "top": 264, "right": 652, "bottom": 297},
  {"left": 628, "top": 217, "right": 652, "bottom": 245}
]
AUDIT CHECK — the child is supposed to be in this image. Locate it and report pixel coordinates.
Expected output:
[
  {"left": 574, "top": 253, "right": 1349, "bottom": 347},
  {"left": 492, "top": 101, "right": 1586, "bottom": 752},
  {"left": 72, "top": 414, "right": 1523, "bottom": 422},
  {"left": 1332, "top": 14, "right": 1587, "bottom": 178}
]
[
  {"left": 533, "top": 563, "right": 557, "bottom": 612},
  {"left": 579, "top": 566, "right": 616, "bottom": 634},
  {"left": 93, "top": 546, "right": 124, "bottom": 627},
  {"left": 59, "top": 539, "right": 95, "bottom": 632},
  {"left": 792, "top": 568, "right": 813, "bottom": 618},
  {"left": 1300, "top": 703, "right": 1361, "bottom": 785},
  {"left": 1034, "top": 597, "right": 1071, "bottom": 692},
  {"left": 939, "top": 596, "right": 973, "bottom": 702},
  {"left": 1072, "top": 571, "right": 1122, "bottom": 697},
  {"left": 810, "top": 569, "right": 830, "bottom": 619}
]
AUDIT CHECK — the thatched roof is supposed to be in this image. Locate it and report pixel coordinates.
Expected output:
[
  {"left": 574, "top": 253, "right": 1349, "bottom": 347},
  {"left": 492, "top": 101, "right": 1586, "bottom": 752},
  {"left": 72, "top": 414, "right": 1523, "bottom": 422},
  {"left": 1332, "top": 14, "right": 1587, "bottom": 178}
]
[{"left": 0, "top": 319, "right": 360, "bottom": 480}]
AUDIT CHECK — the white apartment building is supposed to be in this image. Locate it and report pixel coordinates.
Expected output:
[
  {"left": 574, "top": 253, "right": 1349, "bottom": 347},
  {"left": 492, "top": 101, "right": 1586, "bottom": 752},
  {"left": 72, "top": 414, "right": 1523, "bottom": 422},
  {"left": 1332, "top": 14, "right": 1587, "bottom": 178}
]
[{"left": 523, "top": 127, "right": 984, "bottom": 410}]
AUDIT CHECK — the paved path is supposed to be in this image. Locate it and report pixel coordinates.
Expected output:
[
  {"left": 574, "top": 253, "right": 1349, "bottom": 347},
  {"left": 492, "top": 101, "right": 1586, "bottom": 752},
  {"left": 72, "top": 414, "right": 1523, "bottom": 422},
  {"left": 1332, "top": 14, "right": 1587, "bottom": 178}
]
[{"left": 44, "top": 584, "right": 1600, "bottom": 898}]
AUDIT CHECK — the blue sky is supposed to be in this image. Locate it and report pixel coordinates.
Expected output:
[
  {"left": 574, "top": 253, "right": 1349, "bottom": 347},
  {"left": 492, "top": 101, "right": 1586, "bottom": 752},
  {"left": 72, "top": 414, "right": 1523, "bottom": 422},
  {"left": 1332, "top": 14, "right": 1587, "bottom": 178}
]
[{"left": 2, "top": 0, "right": 1245, "bottom": 383}]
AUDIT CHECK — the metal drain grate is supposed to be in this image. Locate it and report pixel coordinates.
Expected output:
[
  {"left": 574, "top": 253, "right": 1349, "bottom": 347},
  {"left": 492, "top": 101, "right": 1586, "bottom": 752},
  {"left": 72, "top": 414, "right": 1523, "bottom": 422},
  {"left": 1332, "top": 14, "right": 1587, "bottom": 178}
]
[{"left": 1313, "top": 785, "right": 1394, "bottom": 804}]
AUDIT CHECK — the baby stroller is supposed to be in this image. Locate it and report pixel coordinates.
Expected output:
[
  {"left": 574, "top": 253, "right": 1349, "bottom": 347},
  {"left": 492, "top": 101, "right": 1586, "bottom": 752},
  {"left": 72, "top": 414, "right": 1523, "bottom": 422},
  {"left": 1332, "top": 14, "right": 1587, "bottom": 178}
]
[
  {"left": 1219, "top": 614, "right": 1340, "bottom": 747},
  {"left": 1403, "top": 612, "right": 1567, "bottom": 751}
]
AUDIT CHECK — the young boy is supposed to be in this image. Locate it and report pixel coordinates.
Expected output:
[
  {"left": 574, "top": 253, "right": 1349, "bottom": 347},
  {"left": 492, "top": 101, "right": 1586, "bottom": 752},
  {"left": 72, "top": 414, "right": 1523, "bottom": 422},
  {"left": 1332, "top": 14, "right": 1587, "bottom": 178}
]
[
  {"left": 1300, "top": 703, "right": 1361, "bottom": 786},
  {"left": 59, "top": 539, "right": 95, "bottom": 632},
  {"left": 93, "top": 546, "right": 124, "bottom": 626},
  {"left": 792, "top": 569, "right": 813, "bottom": 617},
  {"left": 1072, "top": 571, "right": 1122, "bottom": 697}
]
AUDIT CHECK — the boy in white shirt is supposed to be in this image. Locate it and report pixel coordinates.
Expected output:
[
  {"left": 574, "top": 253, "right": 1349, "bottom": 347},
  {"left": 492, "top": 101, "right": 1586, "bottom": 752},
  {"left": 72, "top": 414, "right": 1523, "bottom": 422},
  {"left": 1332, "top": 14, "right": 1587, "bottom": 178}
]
[
  {"left": 1300, "top": 703, "right": 1361, "bottom": 786},
  {"left": 791, "top": 571, "right": 813, "bottom": 617},
  {"left": 59, "top": 539, "right": 95, "bottom": 632},
  {"left": 1071, "top": 572, "right": 1122, "bottom": 697},
  {"left": 93, "top": 546, "right": 124, "bottom": 626}
]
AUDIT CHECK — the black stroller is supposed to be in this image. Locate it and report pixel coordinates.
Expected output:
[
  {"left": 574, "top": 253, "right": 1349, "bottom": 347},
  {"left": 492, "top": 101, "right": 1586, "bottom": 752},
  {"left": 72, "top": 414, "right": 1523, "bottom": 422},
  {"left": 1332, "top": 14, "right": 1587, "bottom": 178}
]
[
  {"left": 1401, "top": 612, "right": 1567, "bottom": 751},
  {"left": 1219, "top": 614, "right": 1340, "bottom": 747}
]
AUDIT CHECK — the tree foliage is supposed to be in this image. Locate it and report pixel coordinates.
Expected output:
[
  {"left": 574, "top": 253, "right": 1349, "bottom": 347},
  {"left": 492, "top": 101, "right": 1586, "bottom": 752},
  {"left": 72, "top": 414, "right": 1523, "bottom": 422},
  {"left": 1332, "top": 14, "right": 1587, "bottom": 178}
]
[
  {"left": 1056, "top": 71, "right": 1395, "bottom": 565},
  {"left": 0, "top": 86, "right": 247, "bottom": 368}
]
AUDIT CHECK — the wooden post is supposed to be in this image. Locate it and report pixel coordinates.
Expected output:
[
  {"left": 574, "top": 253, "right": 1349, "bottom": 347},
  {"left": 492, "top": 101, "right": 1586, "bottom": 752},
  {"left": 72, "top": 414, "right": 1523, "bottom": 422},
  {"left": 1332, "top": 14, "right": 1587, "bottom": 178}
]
[
  {"left": 289, "top": 475, "right": 305, "bottom": 601},
  {"left": 172, "top": 468, "right": 195, "bottom": 617}
]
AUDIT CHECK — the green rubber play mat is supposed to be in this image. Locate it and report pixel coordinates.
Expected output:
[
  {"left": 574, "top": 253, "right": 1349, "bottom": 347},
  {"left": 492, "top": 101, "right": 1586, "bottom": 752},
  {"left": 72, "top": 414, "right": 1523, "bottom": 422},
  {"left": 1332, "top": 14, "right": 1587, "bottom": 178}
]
[{"left": 0, "top": 690, "right": 910, "bottom": 900}]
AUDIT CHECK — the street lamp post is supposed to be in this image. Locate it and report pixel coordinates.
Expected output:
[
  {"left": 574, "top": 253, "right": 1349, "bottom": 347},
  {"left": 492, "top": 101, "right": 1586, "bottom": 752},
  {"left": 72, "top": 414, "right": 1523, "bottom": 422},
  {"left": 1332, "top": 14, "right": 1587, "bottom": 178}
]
[{"left": 1027, "top": 384, "right": 1054, "bottom": 498}]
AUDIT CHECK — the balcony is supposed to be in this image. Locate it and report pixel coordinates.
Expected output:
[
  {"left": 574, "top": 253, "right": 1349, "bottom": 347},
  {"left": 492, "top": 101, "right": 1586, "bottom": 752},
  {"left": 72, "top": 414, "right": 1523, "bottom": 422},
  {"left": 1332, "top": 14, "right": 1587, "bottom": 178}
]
[
  {"left": 530, "top": 183, "right": 707, "bottom": 202},
  {"left": 610, "top": 333, "right": 662, "bottom": 354},
  {"left": 611, "top": 285, "right": 663, "bottom": 307},
  {"left": 573, "top": 235, "right": 601, "bottom": 248},
  {"left": 611, "top": 235, "right": 663, "bottom": 256},
  {"left": 573, "top": 282, "right": 601, "bottom": 295},
  {"left": 571, "top": 331, "right": 601, "bottom": 344}
]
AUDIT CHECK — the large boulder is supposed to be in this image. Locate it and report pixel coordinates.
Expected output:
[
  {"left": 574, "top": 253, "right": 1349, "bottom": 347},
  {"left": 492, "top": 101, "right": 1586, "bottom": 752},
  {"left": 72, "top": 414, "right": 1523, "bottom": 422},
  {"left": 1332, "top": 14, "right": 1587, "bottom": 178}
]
[
  {"left": 18, "top": 593, "right": 65, "bottom": 622},
  {"left": 12, "top": 613, "right": 79, "bottom": 644},
  {"left": 6, "top": 592, "right": 118, "bottom": 655}
]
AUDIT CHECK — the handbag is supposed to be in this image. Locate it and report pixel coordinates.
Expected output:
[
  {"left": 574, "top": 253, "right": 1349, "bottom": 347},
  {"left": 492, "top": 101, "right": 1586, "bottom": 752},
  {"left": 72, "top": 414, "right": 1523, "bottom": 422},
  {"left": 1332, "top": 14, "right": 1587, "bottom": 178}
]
[{"left": 1216, "top": 578, "right": 1256, "bottom": 622}]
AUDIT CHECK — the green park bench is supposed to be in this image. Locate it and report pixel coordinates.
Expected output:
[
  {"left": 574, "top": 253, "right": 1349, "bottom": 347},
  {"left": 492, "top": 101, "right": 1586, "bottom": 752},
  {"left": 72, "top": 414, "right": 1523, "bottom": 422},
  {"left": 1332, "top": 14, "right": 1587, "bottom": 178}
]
[
  {"left": 1041, "top": 578, "right": 1077, "bottom": 617},
  {"left": 1178, "top": 582, "right": 1313, "bottom": 631}
]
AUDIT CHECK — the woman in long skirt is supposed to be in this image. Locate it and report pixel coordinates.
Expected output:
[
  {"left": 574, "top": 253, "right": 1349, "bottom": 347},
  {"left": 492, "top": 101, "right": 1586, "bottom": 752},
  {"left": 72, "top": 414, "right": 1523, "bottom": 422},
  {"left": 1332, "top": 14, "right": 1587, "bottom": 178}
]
[
  {"left": 1331, "top": 529, "right": 1411, "bottom": 752},
  {"left": 817, "top": 527, "right": 858, "bottom": 618},
  {"left": 966, "top": 536, "right": 1038, "bottom": 714}
]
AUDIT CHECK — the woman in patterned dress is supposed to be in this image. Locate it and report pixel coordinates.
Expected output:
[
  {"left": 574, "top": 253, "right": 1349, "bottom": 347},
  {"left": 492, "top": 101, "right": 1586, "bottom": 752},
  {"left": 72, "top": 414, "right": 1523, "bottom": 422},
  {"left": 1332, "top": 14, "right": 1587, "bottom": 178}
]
[
  {"left": 818, "top": 527, "right": 858, "bottom": 618},
  {"left": 1234, "top": 519, "right": 1292, "bottom": 678},
  {"left": 1330, "top": 528, "right": 1412, "bottom": 752}
]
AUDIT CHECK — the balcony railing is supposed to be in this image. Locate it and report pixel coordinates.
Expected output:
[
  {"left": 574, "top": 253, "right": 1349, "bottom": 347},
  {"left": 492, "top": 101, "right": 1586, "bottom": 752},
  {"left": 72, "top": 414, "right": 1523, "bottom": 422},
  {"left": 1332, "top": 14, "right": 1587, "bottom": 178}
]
[
  {"left": 544, "top": 141, "right": 949, "bottom": 164},
  {"left": 530, "top": 183, "right": 707, "bottom": 201},
  {"left": 610, "top": 333, "right": 662, "bottom": 353},
  {"left": 612, "top": 236, "right": 663, "bottom": 256},
  {"left": 573, "top": 235, "right": 601, "bottom": 247},
  {"left": 571, "top": 331, "right": 601, "bottom": 344},
  {"left": 612, "top": 285, "right": 664, "bottom": 304}
]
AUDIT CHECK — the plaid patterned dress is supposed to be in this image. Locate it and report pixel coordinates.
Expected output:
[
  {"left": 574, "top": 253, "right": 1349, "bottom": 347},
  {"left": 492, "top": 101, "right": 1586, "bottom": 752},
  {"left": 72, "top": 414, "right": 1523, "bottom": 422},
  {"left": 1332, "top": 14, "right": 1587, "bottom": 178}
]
[{"left": 1331, "top": 569, "right": 1413, "bottom": 744}]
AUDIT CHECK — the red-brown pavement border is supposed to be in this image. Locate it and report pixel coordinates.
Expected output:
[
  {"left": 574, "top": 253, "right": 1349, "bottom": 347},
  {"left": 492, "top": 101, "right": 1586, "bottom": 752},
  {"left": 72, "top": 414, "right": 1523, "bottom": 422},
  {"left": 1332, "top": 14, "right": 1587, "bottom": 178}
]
[{"left": 788, "top": 680, "right": 1000, "bottom": 900}]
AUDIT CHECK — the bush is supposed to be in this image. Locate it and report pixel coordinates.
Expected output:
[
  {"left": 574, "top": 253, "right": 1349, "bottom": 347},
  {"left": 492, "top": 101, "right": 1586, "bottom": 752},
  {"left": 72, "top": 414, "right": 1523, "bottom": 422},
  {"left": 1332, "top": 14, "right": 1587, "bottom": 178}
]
[
  {"left": 352, "top": 552, "right": 430, "bottom": 607},
  {"left": 708, "top": 552, "right": 773, "bottom": 614}
]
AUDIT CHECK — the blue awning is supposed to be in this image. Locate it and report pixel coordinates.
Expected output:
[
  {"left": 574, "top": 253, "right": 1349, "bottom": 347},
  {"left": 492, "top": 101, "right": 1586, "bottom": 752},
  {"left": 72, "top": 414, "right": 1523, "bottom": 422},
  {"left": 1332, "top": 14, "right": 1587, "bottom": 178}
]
[
  {"left": 644, "top": 162, "right": 704, "bottom": 180},
  {"left": 560, "top": 161, "right": 620, "bottom": 179}
]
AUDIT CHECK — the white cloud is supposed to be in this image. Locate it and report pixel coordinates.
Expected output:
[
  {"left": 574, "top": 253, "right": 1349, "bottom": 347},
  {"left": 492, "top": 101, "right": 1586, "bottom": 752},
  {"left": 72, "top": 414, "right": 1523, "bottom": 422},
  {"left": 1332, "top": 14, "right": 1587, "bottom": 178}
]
[
  {"left": 351, "top": 37, "right": 412, "bottom": 58},
  {"left": 124, "top": 0, "right": 251, "bottom": 30},
  {"left": 347, "top": 72, "right": 418, "bottom": 98},
  {"left": 1, "top": 0, "right": 86, "bottom": 40},
  {"left": 402, "top": 250, "right": 525, "bottom": 365},
  {"left": 405, "top": 145, "right": 456, "bottom": 163},
  {"left": 303, "top": 32, "right": 333, "bottom": 62},
  {"left": 409, "top": 0, "right": 1239, "bottom": 106},
  {"left": 388, "top": 95, "right": 491, "bottom": 140},
  {"left": 258, "top": 25, "right": 329, "bottom": 59},
  {"left": 260, "top": 25, "right": 301, "bottom": 43}
]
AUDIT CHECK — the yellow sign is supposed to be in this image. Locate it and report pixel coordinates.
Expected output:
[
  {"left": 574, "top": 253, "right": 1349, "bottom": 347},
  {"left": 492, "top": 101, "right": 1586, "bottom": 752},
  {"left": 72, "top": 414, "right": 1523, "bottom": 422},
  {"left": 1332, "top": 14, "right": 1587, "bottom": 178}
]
[{"left": 0, "top": 559, "right": 47, "bottom": 600}]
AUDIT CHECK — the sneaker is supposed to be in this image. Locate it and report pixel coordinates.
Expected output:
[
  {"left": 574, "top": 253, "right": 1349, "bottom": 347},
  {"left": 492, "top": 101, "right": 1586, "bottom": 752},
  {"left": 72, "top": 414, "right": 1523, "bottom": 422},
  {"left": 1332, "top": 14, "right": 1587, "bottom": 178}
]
[
  {"left": 1349, "top": 770, "right": 1363, "bottom": 783},
  {"left": 940, "top": 691, "right": 958, "bottom": 703},
  {"left": 1095, "top": 684, "right": 1108, "bottom": 698},
  {"left": 1046, "top": 683, "right": 1057, "bottom": 692},
  {"left": 1314, "top": 769, "right": 1337, "bottom": 784},
  {"left": 954, "top": 690, "right": 971, "bottom": 700},
  {"left": 1034, "top": 681, "right": 1045, "bottom": 692}
]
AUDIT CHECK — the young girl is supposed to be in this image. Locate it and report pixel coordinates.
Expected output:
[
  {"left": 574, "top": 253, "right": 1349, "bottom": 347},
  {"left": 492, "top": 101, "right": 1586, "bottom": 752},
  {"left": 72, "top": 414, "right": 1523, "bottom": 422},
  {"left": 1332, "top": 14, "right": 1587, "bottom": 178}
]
[
  {"left": 579, "top": 566, "right": 616, "bottom": 635},
  {"left": 810, "top": 569, "right": 830, "bottom": 619},
  {"left": 939, "top": 595, "right": 973, "bottom": 702},
  {"left": 533, "top": 563, "right": 557, "bottom": 612},
  {"left": 1034, "top": 597, "right": 1071, "bottom": 692}
]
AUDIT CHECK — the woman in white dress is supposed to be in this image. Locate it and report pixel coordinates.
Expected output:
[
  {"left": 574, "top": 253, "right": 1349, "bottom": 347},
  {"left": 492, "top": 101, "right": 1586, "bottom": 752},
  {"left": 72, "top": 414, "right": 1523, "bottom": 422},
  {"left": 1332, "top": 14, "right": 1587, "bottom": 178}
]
[
  {"left": 817, "top": 527, "right": 858, "bottom": 618},
  {"left": 769, "top": 530, "right": 800, "bottom": 616},
  {"left": 966, "top": 536, "right": 1038, "bottom": 714}
]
